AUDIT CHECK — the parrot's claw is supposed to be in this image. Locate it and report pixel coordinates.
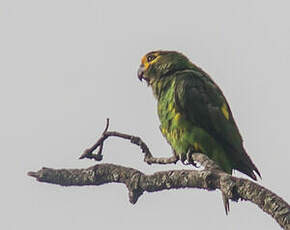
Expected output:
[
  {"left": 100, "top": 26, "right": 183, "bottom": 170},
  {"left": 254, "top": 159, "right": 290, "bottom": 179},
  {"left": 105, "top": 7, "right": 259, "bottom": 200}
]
[{"left": 180, "top": 150, "right": 199, "bottom": 167}]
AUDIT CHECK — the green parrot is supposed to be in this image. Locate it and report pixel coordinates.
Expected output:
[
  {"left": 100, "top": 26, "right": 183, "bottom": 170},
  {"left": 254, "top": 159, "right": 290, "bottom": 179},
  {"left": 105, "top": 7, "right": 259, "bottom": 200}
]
[{"left": 137, "top": 50, "right": 261, "bottom": 182}]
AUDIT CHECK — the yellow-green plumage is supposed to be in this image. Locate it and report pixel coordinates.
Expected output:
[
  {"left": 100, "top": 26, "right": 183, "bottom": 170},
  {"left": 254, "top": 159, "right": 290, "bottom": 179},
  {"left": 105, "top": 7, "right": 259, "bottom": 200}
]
[
  {"left": 138, "top": 50, "right": 260, "bottom": 181},
  {"left": 154, "top": 74, "right": 232, "bottom": 173}
]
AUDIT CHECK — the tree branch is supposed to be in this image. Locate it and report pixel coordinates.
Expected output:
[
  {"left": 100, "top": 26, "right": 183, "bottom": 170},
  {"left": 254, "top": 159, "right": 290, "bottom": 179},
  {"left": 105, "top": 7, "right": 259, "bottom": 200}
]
[
  {"left": 78, "top": 118, "right": 179, "bottom": 165},
  {"left": 28, "top": 119, "right": 290, "bottom": 229},
  {"left": 28, "top": 162, "right": 290, "bottom": 229}
]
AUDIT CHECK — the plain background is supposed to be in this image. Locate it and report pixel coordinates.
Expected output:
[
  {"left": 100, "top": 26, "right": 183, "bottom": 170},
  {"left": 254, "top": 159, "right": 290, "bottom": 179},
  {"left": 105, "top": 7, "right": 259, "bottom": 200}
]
[{"left": 1, "top": 0, "right": 290, "bottom": 229}]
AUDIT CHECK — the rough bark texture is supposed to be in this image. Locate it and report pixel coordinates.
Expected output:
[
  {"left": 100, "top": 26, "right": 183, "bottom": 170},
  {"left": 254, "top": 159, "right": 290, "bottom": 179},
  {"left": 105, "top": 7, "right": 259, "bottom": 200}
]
[
  {"left": 28, "top": 120, "right": 290, "bottom": 229},
  {"left": 29, "top": 160, "right": 290, "bottom": 229}
]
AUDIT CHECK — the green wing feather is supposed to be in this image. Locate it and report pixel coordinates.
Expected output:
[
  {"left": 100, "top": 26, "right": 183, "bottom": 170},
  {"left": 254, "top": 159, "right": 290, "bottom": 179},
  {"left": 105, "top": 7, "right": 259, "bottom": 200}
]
[{"left": 174, "top": 69, "right": 261, "bottom": 180}]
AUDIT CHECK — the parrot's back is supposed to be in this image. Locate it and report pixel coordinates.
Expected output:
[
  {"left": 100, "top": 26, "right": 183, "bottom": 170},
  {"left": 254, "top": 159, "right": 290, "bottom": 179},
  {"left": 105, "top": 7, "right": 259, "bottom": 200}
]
[{"left": 155, "top": 70, "right": 260, "bottom": 180}]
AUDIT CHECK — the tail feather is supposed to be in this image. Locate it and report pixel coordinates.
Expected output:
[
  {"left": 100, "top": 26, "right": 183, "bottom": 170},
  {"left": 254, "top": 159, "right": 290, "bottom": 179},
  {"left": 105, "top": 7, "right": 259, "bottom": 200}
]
[
  {"left": 235, "top": 150, "right": 261, "bottom": 181},
  {"left": 221, "top": 148, "right": 260, "bottom": 215}
]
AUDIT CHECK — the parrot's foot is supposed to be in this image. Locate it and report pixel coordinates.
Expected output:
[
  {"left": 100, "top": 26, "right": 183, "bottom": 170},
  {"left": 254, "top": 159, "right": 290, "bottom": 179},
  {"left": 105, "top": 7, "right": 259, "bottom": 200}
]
[{"left": 180, "top": 150, "right": 199, "bottom": 168}]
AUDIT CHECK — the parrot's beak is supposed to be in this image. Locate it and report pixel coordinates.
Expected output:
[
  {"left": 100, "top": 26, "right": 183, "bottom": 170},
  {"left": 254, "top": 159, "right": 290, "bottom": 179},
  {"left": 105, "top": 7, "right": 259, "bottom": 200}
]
[{"left": 137, "top": 64, "right": 145, "bottom": 81}]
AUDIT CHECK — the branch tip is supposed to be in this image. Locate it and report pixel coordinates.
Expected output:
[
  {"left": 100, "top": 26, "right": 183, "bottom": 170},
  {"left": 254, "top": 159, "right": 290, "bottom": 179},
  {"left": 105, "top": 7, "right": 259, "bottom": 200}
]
[
  {"left": 27, "top": 171, "right": 38, "bottom": 178},
  {"left": 104, "top": 118, "right": 110, "bottom": 134},
  {"left": 27, "top": 170, "right": 42, "bottom": 180},
  {"left": 129, "top": 189, "right": 143, "bottom": 204}
]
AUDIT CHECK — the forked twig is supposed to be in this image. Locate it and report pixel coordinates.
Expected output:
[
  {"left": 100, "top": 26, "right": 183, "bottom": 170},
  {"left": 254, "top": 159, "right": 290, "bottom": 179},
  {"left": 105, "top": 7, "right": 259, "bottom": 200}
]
[
  {"left": 79, "top": 118, "right": 110, "bottom": 161},
  {"left": 79, "top": 118, "right": 178, "bottom": 165}
]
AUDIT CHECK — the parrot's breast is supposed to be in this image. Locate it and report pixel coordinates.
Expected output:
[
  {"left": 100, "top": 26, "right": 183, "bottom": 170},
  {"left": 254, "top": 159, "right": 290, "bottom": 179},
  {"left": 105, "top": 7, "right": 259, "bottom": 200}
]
[{"left": 157, "top": 79, "right": 193, "bottom": 156}]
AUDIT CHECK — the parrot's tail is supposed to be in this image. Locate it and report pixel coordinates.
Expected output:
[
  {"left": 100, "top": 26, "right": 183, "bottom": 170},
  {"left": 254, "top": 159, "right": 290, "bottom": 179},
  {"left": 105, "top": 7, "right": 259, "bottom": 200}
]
[
  {"left": 221, "top": 149, "right": 260, "bottom": 215},
  {"left": 235, "top": 149, "right": 261, "bottom": 181}
]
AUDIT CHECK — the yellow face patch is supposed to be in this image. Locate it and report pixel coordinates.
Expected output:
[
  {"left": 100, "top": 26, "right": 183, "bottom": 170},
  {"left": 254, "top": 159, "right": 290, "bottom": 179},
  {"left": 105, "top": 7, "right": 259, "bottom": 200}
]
[
  {"left": 141, "top": 52, "right": 161, "bottom": 70},
  {"left": 221, "top": 103, "right": 230, "bottom": 120}
]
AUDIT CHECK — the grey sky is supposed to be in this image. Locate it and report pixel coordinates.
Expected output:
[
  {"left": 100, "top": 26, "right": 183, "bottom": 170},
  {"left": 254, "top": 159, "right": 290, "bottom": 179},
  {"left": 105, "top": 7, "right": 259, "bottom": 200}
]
[{"left": 1, "top": 0, "right": 290, "bottom": 229}]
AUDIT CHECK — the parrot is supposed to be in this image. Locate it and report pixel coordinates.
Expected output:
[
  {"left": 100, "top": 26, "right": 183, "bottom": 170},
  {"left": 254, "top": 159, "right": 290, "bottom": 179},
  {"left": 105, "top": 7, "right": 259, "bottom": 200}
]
[{"left": 137, "top": 50, "right": 261, "bottom": 212}]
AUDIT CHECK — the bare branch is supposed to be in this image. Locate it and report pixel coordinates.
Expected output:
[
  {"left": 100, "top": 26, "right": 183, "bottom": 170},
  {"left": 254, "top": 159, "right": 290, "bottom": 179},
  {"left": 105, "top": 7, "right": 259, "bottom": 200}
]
[
  {"left": 79, "top": 118, "right": 179, "bottom": 165},
  {"left": 28, "top": 163, "right": 290, "bottom": 230},
  {"left": 29, "top": 120, "right": 290, "bottom": 229}
]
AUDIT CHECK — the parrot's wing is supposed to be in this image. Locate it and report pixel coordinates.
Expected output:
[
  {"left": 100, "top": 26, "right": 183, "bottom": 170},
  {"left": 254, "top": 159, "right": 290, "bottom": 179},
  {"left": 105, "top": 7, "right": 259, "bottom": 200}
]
[{"left": 174, "top": 69, "right": 260, "bottom": 180}]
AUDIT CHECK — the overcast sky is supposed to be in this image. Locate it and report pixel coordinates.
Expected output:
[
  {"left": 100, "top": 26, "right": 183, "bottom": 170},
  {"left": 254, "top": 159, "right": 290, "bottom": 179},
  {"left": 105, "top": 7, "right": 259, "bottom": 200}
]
[{"left": 1, "top": 0, "right": 290, "bottom": 229}]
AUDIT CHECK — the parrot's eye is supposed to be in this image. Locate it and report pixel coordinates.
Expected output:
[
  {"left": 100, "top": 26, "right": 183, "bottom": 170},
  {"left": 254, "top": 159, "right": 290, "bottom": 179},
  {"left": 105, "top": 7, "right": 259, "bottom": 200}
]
[{"left": 147, "top": 55, "right": 156, "bottom": 62}]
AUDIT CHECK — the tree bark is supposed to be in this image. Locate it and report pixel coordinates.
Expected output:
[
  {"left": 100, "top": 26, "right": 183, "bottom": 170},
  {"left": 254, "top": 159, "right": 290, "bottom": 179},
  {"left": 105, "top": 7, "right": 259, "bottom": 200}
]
[
  {"left": 28, "top": 120, "right": 290, "bottom": 229},
  {"left": 28, "top": 162, "right": 290, "bottom": 229}
]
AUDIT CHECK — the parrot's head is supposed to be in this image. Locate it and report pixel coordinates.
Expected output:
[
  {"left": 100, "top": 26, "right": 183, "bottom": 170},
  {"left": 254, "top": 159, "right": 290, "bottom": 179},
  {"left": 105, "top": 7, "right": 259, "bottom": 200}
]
[{"left": 137, "top": 50, "right": 191, "bottom": 85}]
